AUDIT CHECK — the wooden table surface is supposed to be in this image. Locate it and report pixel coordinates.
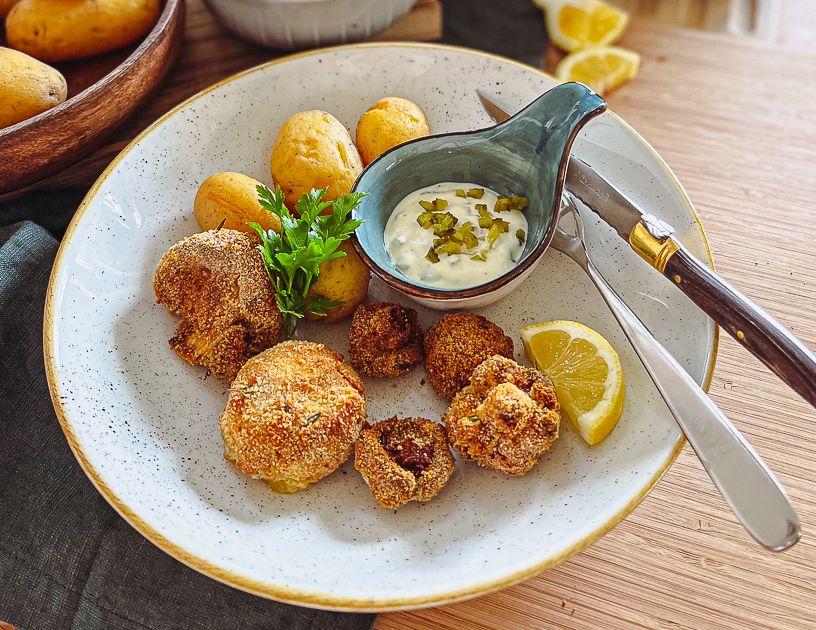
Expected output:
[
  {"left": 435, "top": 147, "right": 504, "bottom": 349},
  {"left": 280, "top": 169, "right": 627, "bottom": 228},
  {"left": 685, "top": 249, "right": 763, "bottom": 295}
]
[
  {"left": 13, "top": 0, "right": 816, "bottom": 628},
  {"left": 378, "top": 17, "right": 816, "bottom": 630}
]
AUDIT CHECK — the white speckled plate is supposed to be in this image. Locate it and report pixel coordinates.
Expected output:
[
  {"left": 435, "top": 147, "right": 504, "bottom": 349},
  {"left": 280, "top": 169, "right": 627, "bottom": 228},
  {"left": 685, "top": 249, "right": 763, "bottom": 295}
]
[{"left": 45, "top": 43, "right": 717, "bottom": 612}]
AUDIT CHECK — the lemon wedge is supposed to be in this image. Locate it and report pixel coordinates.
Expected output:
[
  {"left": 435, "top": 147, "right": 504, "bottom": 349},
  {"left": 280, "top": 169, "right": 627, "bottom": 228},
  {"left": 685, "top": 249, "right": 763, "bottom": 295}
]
[
  {"left": 521, "top": 320, "right": 624, "bottom": 445},
  {"left": 535, "top": 0, "right": 630, "bottom": 52},
  {"left": 555, "top": 45, "right": 640, "bottom": 96}
]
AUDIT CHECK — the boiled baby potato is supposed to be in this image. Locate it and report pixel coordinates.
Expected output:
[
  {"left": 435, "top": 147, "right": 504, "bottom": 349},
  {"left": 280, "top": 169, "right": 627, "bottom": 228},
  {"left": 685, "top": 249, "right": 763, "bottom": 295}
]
[
  {"left": 355, "top": 97, "right": 430, "bottom": 166},
  {"left": 5, "top": 0, "right": 161, "bottom": 63},
  {"left": 0, "top": 47, "right": 67, "bottom": 129},
  {"left": 194, "top": 172, "right": 281, "bottom": 234},
  {"left": 1, "top": 0, "right": 20, "bottom": 19},
  {"left": 306, "top": 240, "right": 370, "bottom": 323},
  {"left": 270, "top": 110, "right": 363, "bottom": 212}
]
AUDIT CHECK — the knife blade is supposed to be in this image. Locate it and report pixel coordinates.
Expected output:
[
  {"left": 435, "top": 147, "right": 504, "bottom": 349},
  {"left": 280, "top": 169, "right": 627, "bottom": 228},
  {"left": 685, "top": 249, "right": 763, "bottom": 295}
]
[{"left": 477, "top": 90, "right": 816, "bottom": 410}]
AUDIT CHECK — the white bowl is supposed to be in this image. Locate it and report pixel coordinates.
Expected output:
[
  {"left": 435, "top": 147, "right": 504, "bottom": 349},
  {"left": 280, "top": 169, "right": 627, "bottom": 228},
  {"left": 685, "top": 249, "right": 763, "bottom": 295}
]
[{"left": 202, "top": 0, "right": 416, "bottom": 50}]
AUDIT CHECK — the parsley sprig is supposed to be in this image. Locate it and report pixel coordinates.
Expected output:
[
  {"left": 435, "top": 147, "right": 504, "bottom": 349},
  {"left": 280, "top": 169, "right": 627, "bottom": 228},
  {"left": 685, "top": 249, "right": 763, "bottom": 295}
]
[{"left": 249, "top": 185, "right": 366, "bottom": 340}]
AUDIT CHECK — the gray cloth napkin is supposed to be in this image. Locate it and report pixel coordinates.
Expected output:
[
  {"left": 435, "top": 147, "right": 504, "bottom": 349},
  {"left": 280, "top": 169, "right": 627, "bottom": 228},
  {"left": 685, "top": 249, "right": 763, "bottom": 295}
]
[{"left": 0, "top": 221, "right": 376, "bottom": 630}]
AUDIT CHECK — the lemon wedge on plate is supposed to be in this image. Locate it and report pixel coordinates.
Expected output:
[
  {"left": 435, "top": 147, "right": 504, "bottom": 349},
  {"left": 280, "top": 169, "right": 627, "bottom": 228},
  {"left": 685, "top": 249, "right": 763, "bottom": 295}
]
[
  {"left": 535, "top": 0, "right": 630, "bottom": 52},
  {"left": 555, "top": 45, "right": 640, "bottom": 96},
  {"left": 521, "top": 320, "right": 624, "bottom": 445}
]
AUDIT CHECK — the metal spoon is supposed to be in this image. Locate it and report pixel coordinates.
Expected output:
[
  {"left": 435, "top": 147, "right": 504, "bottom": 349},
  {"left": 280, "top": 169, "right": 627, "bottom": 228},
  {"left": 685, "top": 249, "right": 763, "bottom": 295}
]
[{"left": 550, "top": 195, "right": 801, "bottom": 551}]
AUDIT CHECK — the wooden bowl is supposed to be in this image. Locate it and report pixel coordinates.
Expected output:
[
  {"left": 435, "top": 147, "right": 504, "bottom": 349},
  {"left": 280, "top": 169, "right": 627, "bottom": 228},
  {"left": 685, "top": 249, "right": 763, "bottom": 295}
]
[{"left": 0, "top": 0, "right": 185, "bottom": 195}]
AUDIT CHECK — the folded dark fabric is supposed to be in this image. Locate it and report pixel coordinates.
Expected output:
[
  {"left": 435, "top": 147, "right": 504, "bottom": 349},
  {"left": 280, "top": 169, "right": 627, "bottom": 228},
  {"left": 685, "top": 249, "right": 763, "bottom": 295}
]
[
  {"left": 440, "top": 0, "right": 548, "bottom": 68},
  {"left": 0, "top": 222, "right": 376, "bottom": 630}
]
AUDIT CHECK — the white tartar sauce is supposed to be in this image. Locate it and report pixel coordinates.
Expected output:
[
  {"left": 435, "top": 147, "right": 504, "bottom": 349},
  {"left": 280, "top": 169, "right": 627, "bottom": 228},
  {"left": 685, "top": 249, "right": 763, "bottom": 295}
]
[{"left": 384, "top": 182, "right": 528, "bottom": 289}]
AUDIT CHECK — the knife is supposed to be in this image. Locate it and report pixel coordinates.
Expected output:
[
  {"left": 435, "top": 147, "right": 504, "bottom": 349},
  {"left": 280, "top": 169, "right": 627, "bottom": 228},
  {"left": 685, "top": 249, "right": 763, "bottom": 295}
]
[{"left": 478, "top": 90, "right": 816, "bottom": 410}]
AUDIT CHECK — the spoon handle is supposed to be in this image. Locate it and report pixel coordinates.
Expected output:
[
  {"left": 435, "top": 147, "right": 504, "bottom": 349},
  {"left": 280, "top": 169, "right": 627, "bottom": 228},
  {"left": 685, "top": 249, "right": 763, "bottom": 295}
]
[{"left": 582, "top": 255, "right": 801, "bottom": 551}]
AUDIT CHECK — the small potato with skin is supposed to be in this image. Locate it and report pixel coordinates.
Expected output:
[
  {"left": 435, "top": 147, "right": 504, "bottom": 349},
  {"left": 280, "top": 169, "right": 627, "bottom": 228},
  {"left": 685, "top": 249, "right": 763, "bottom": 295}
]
[
  {"left": 355, "top": 97, "right": 430, "bottom": 166},
  {"left": 306, "top": 240, "right": 370, "bottom": 323},
  {"left": 6, "top": 0, "right": 161, "bottom": 63},
  {"left": 194, "top": 172, "right": 281, "bottom": 234},
  {"left": 0, "top": 47, "right": 67, "bottom": 129},
  {"left": 270, "top": 110, "right": 363, "bottom": 212}
]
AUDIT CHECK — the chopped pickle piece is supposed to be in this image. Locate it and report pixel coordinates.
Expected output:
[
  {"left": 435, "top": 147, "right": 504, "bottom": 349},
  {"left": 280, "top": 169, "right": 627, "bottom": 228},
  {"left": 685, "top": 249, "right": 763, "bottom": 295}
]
[
  {"left": 476, "top": 204, "right": 493, "bottom": 229},
  {"left": 417, "top": 210, "right": 434, "bottom": 228},
  {"left": 436, "top": 241, "right": 462, "bottom": 256},
  {"left": 487, "top": 218, "right": 510, "bottom": 248},
  {"left": 419, "top": 198, "right": 448, "bottom": 211},
  {"left": 432, "top": 212, "right": 457, "bottom": 234},
  {"left": 517, "top": 228, "right": 526, "bottom": 245},
  {"left": 453, "top": 222, "right": 479, "bottom": 249},
  {"left": 418, "top": 210, "right": 458, "bottom": 236},
  {"left": 510, "top": 195, "right": 529, "bottom": 210},
  {"left": 426, "top": 247, "right": 440, "bottom": 263},
  {"left": 471, "top": 250, "right": 488, "bottom": 262},
  {"left": 467, "top": 188, "right": 485, "bottom": 199},
  {"left": 494, "top": 194, "right": 529, "bottom": 212},
  {"left": 456, "top": 189, "right": 466, "bottom": 197}
]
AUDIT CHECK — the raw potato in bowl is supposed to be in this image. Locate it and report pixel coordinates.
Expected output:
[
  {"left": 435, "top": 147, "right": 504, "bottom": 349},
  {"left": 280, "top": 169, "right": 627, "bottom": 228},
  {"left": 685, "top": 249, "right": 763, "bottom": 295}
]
[
  {"left": 5, "top": 0, "right": 161, "bottom": 62},
  {"left": 269, "top": 109, "right": 363, "bottom": 211},
  {"left": 0, "top": 46, "right": 67, "bottom": 129}
]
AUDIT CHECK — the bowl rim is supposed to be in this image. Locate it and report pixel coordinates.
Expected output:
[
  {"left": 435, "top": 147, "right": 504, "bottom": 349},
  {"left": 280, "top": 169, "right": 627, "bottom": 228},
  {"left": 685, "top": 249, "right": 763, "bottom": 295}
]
[
  {"left": 0, "top": 0, "right": 182, "bottom": 139},
  {"left": 349, "top": 90, "right": 607, "bottom": 301}
]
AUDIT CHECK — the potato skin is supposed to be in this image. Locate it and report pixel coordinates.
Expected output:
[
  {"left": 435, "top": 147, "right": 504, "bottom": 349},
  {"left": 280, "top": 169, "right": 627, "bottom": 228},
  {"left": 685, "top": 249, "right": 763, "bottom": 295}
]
[
  {"left": 355, "top": 97, "right": 430, "bottom": 166},
  {"left": 6, "top": 0, "right": 161, "bottom": 62},
  {"left": 306, "top": 240, "right": 370, "bottom": 323},
  {"left": 269, "top": 110, "right": 363, "bottom": 212},
  {"left": 0, "top": 47, "right": 67, "bottom": 129},
  {"left": 194, "top": 172, "right": 281, "bottom": 234}
]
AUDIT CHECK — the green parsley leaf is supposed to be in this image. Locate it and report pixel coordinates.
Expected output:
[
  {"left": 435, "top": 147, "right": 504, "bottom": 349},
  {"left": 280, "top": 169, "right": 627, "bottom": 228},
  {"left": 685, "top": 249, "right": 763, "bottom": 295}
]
[{"left": 251, "top": 185, "right": 367, "bottom": 340}]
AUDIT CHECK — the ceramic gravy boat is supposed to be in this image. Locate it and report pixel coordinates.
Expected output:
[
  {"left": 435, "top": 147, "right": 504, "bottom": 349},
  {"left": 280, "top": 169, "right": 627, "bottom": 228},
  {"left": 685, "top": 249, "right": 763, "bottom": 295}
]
[{"left": 350, "top": 82, "right": 607, "bottom": 310}]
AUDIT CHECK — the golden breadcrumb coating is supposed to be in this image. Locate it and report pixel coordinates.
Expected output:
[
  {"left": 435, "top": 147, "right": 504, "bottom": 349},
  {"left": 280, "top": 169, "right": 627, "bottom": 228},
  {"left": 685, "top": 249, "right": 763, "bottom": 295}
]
[
  {"left": 153, "top": 229, "right": 282, "bottom": 382},
  {"left": 355, "top": 417, "right": 454, "bottom": 509},
  {"left": 218, "top": 340, "right": 366, "bottom": 493},
  {"left": 445, "top": 355, "right": 560, "bottom": 476},
  {"left": 424, "top": 312, "right": 514, "bottom": 401},
  {"left": 348, "top": 302, "right": 424, "bottom": 377}
]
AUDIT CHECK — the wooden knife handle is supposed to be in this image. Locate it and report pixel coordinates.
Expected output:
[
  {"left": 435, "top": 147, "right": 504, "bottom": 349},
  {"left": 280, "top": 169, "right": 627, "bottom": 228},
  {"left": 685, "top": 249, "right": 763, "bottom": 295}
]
[{"left": 663, "top": 242, "right": 816, "bottom": 408}]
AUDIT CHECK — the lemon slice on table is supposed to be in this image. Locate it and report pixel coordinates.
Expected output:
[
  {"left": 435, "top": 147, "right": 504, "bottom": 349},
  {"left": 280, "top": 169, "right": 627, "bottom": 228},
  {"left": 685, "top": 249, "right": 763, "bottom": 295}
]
[
  {"left": 555, "top": 45, "right": 640, "bottom": 96},
  {"left": 521, "top": 320, "right": 625, "bottom": 445},
  {"left": 534, "top": 0, "right": 630, "bottom": 52}
]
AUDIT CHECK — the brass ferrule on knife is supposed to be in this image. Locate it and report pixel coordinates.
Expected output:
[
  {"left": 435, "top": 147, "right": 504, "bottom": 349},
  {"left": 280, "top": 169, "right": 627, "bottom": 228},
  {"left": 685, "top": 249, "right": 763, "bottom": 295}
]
[{"left": 629, "top": 221, "right": 679, "bottom": 274}]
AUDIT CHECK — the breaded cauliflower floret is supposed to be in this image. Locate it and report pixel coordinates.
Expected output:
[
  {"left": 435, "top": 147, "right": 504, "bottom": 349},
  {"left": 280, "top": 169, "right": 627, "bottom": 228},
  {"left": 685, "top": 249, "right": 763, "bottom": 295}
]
[
  {"left": 424, "top": 312, "right": 514, "bottom": 401},
  {"left": 355, "top": 416, "right": 454, "bottom": 509},
  {"left": 218, "top": 340, "right": 366, "bottom": 493},
  {"left": 348, "top": 302, "right": 424, "bottom": 377},
  {"left": 444, "top": 355, "right": 560, "bottom": 476},
  {"left": 153, "top": 229, "right": 282, "bottom": 382}
]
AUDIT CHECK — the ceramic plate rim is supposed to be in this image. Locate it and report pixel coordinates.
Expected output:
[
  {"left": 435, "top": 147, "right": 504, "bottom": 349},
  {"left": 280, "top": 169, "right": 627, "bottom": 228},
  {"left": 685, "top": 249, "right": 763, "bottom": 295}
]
[{"left": 44, "top": 42, "right": 718, "bottom": 612}]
